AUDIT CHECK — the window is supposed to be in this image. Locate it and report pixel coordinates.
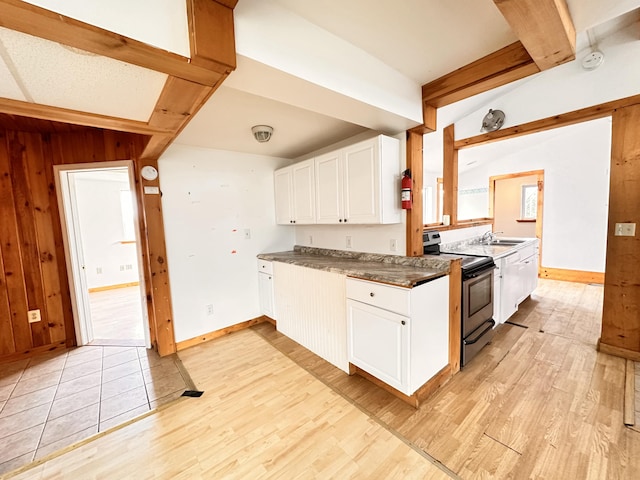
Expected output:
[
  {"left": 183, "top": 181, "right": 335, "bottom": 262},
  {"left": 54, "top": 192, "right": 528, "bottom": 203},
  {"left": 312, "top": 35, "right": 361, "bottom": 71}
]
[{"left": 521, "top": 184, "right": 538, "bottom": 220}]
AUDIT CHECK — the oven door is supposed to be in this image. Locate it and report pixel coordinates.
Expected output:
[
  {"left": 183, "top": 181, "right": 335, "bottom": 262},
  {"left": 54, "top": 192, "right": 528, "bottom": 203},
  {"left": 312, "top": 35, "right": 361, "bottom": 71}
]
[{"left": 462, "top": 268, "right": 494, "bottom": 336}]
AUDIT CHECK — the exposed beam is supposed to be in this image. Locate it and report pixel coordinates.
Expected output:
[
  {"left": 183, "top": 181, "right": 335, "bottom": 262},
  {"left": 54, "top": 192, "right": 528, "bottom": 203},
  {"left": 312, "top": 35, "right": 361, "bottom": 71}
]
[
  {"left": 494, "top": 0, "right": 576, "bottom": 71},
  {"left": 0, "top": 97, "right": 171, "bottom": 136},
  {"left": 0, "top": 0, "right": 229, "bottom": 86},
  {"left": 187, "top": 0, "right": 236, "bottom": 71},
  {"left": 422, "top": 42, "right": 539, "bottom": 109},
  {"left": 454, "top": 93, "right": 640, "bottom": 149},
  {"left": 405, "top": 130, "right": 424, "bottom": 257},
  {"left": 142, "top": 75, "right": 226, "bottom": 159},
  {"left": 442, "top": 125, "right": 458, "bottom": 226}
]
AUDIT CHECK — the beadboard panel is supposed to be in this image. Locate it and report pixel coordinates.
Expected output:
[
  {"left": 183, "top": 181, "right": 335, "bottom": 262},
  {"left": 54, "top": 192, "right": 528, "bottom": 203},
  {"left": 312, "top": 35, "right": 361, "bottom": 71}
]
[{"left": 273, "top": 262, "right": 348, "bottom": 372}]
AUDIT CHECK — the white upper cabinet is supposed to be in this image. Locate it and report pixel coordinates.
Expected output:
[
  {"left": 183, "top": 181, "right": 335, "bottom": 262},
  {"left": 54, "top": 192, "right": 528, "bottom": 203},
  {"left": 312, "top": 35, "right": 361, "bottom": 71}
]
[
  {"left": 274, "top": 159, "right": 316, "bottom": 225},
  {"left": 315, "top": 150, "right": 344, "bottom": 223},
  {"left": 315, "top": 135, "right": 401, "bottom": 225}
]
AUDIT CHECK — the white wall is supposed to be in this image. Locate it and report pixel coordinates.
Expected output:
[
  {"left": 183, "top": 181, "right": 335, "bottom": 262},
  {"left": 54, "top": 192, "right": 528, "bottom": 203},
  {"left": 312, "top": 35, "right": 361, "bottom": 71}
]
[
  {"left": 159, "top": 144, "right": 295, "bottom": 343},
  {"left": 458, "top": 118, "right": 611, "bottom": 272},
  {"left": 73, "top": 173, "right": 139, "bottom": 288},
  {"left": 295, "top": 223, "right": 406, "bottom": 255},
  {"left": 455, "top": 22, "right": 640, "bottom": 139}
]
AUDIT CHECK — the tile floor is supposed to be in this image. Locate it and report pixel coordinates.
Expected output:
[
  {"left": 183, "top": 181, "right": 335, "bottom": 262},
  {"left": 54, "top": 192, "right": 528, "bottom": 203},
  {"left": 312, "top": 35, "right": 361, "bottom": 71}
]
[{"left": 0, "top": 345, "right": 190, "bottom": 475}]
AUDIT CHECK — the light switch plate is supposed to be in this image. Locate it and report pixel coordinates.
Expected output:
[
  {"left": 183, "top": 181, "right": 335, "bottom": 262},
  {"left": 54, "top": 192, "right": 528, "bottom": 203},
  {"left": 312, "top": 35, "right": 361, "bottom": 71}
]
[{"left": 615, "top": 223, "right": 636, "bottom": 236}]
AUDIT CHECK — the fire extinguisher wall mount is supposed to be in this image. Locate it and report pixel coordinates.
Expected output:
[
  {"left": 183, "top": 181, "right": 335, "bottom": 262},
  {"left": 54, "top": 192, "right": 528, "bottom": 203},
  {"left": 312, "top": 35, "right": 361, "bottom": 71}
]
[{"left": 401, "top": 169, "right": 412, "bottom": 210}]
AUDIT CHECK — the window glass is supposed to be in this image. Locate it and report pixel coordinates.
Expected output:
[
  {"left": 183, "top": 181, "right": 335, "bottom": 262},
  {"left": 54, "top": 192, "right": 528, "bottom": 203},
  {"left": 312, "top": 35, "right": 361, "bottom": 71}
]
[{"left": 521, "top": 184, "right": 537, "bottom": 219}]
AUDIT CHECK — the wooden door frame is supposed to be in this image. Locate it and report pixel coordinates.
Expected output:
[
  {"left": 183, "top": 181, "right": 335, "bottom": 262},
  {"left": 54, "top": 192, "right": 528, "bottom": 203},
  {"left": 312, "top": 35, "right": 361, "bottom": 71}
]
[
  {"left": 54, "top": 161, "right": 152, "bottom": 348},
  {"left": 489, "top": 169, "right": 544, "bottom": 267}
]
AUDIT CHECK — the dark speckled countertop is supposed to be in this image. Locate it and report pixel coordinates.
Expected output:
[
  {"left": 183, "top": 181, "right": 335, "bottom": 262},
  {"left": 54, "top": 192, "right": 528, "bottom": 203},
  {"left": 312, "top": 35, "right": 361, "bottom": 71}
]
[{"left": 258, "top": 246, "right": 454, "bottom": 288}]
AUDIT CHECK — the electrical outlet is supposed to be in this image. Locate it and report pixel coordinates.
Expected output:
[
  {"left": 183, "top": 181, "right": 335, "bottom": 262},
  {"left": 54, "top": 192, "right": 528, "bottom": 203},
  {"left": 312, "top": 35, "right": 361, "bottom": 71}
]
[
  {"left": 615, "top": 223, "right": 636, "bottom": 236},
  {"left": 390, "top": 239, "right": 398, "bottom": 252},
  {"left": 206, "top": 304, "right": 214, "bottom": 316},
  {"left": 96, "top": 267, "right": 102, "bottom": 274},
  {"left": 28, "top": 309, "right": 41, "bottom": 323},
  {"left": 244, "top": 229, "right": 251, "bottom": 240},
  {"left": 346, "top": 236, "right": 352, "bottom": 249},
  {"left": 119, "top": 265, "right": 125, "bottom": 271}
]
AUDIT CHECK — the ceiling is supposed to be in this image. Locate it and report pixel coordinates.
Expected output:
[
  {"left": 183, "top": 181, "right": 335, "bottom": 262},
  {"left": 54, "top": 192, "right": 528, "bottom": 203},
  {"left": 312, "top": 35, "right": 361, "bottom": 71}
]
[{"left": 1, "top": 0, "right": 640, "bottom": 160}]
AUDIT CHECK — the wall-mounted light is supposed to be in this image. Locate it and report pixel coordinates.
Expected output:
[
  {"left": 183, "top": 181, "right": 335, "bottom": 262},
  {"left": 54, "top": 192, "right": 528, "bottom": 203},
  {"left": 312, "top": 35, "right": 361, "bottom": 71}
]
[{"left": 252, "top": 125, "right": 273, "bottom": 143}]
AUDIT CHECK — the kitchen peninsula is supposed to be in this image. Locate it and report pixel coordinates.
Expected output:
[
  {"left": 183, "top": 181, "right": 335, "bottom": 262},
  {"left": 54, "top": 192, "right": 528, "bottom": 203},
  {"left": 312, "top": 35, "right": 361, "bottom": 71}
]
[{"left": 257, "top": 246, "right": 459, "bottom": 407}]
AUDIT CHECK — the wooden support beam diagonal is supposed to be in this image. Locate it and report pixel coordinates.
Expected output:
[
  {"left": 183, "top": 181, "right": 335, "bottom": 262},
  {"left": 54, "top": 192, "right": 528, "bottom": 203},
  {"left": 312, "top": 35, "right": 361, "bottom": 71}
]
[
  {"left": 422, "top": 41, "right": 539, "bottom": 109},
  {"left": 0, "top": 0, "right": 231, "bottom": 86},
  {"left": 494, "top": 0, "right": 576, "bottom": 70}
]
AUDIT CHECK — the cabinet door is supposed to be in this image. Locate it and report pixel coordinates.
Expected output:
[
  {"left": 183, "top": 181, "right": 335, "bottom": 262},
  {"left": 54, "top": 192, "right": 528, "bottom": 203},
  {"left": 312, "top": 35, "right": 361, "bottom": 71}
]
[
  {"left": 493, "top": 259, "right": 503, "bottom": 323},
  {"left": 501, "top": 253, "right": 520, "bottom": 321},
  {"left": 520, "top": 254, "right": 538, "bottom": 302},
  {"left": 315, "top": 151, "right": 343, "bottom": 224},
  {"left": 258, "top": 272, "right": 274, "bottom": 318},
  {"left": 347, "top": 299, "right": 408, "bottom": 393},
  {"left": 343, "top": 139, "right": 380, "bottom": 224},
  {"left": 274, "top": 168, "right": 293, "bottom": 225},
  {"left": 292, "top": 160, "right": 316, "bottom": 224}
]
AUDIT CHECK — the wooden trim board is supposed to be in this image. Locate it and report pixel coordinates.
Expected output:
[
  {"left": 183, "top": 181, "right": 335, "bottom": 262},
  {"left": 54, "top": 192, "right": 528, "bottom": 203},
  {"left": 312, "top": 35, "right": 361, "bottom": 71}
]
[
  {"left": 405, "top": 130, "right": 424, "bottom": 256},
  {"left": 448, "top": 259, "right": 462, "bottom": 374},
  {"left": 597, "top": 340, "right": 640, "bottom": 362},
  {"left": 88, "top": 282, "right": 140, "bottom": 293},
  {"left": 624, "top": 359, "right": 635, "bottom": 426},
  {"left": 351, "top": 364, "right": 452, "bottom": 409},
  {"left": 540, "top": 267, "right": 604, "bottom": 284},
  {"left": 176, "top": 316, "right": 270, "bottom": 351},
  {"left": 0, "top": 340, "right": 67, "bottom": 364}
]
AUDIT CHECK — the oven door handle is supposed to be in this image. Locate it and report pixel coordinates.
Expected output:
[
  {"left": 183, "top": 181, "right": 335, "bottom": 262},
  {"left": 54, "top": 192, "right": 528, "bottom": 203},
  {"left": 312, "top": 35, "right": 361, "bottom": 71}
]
[
  {"left": 463, "top": 265, "right": 496, "bottom": 279},
  {"left": 463, "top": 319, "right": 496, "bottom": 345}
]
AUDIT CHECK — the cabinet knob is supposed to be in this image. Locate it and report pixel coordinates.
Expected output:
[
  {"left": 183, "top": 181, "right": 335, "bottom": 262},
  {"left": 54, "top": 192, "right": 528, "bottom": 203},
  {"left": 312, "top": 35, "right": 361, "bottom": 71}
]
[
  {"left": 339, "top": 219, "right": 342, "bottom": 222},
  {"left": 344, "top": 218, "right": 348, "bottom": 223},
  {"left": 401, "top": 320, "right": 406, "bottom": 325},
  {"left": 369, "top": 292, "right": 375, "bottom": 297}
]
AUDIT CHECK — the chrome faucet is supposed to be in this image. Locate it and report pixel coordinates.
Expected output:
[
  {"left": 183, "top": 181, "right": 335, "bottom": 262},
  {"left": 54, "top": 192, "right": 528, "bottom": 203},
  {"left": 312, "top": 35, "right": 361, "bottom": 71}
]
[
  {"left": 481, "top": 230, "right": 504, "bottom": 244},
  {"left": 481, "top": 230, "right": 494, "bottom": 244}
]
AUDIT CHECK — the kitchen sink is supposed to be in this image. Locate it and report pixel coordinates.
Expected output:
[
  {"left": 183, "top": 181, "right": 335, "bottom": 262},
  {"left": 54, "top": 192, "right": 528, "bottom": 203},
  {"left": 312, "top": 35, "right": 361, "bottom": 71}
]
[{"left": 487, "top": 239, "right": 526, "bottom": 246}]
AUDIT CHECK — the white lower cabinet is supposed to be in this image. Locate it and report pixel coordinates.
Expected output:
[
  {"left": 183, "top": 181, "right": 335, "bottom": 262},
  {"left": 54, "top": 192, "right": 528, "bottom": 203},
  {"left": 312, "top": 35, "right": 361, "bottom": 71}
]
[
  {"left": 497, "top": 241, "right": 539, "bottom": 324},
  {"left": 258, "top": 260, "right": 275, "bottom": 319},
  {"left": 347, "top": 300, "right": 408, "bottom": 393},
  {"left": 346, "top": 275, "right": 449, "bottom": 396}
]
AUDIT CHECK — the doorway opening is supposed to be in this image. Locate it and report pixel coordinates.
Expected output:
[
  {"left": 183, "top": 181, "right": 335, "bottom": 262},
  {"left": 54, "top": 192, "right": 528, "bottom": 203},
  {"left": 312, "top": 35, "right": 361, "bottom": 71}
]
[
  {"left": 489, "top": 169, "right": 544, "bottom": 267},
  {"left": 55, "top": 161, "right": 150, "bottom": 348}
]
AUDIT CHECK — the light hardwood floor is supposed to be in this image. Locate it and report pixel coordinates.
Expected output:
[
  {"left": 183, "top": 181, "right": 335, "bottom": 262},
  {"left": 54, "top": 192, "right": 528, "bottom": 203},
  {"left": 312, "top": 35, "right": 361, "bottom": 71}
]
[
  {"left": 6, "top": 279, "right": 639, "bottom": 479},
  {"left": 7, "top": 327, "right": 451, "bottom": 479},
  {"left": 251, "top": 279, "right": 640, "bottom": 479},
  {"left": 88, "top": 287, "right": 145, "bottom": 346}
]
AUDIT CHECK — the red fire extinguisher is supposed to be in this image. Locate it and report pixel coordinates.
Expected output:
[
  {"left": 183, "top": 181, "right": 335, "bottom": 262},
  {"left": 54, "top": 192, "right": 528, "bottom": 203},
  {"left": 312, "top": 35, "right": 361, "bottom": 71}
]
[{"left": 401, "top": 169, "right": 412, "bottom": 209}]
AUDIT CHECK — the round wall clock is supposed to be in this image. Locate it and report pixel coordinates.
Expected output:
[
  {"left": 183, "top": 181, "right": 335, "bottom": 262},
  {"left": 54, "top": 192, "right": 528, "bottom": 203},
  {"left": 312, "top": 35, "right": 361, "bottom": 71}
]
[{"left": 141, "top": 165, "right": 158, "bottom": 181}]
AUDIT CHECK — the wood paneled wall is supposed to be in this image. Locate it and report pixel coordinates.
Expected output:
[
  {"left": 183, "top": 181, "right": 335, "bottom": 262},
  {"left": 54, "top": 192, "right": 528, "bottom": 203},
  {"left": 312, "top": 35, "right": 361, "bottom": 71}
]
[
  {"left": 0, "top": 126, "right": 149, "bottom": 360},
  {"left": 599, "top": 104, "right": 640, "bottom": 360}
]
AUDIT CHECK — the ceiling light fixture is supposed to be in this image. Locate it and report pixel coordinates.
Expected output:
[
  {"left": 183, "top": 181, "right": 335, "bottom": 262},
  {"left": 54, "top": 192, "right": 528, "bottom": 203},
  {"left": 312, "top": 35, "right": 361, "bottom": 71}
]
[
  {"left": 252, "top": 125, "right": 273, "bottom": 143},
  {"left": 480, "top": 109, "right": 505, "bottom": 132}
]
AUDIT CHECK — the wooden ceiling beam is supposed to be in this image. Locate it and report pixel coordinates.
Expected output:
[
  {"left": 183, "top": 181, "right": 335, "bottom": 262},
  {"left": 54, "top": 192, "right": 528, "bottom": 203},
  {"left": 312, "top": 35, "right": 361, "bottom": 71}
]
[
  {"left": 141, "top": 75, "right": 225, "bottom": 159},
  {"left": 0, "top": 97, "right": 171, "bottom": 136},
  {"left": 422, "top": 41, "right": 539, "bottom": 109},
  {"left": 494, "top": 0, "right": 576, "bottom": 71},
  {"left": 0, "top": 0, "right": 232, "bottom": 86}
]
